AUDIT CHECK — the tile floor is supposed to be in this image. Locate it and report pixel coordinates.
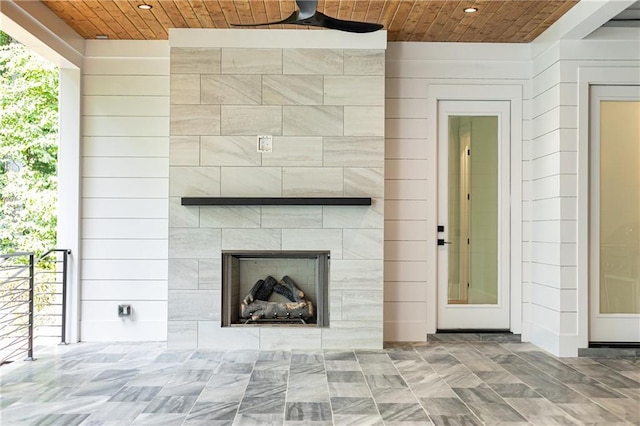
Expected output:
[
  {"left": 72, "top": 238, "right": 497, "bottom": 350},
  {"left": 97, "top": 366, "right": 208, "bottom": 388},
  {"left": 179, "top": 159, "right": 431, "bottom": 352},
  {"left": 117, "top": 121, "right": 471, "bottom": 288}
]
[{"left": 0, "top": 338, "right": 638, "bottom": 425}]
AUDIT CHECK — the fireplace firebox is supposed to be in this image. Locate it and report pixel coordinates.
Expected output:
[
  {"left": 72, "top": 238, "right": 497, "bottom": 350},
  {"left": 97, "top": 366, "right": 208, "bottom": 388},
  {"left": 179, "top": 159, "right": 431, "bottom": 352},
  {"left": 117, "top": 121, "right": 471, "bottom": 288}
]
[{"left": 221, "top": 251, "right": 329, "bottom": 327}]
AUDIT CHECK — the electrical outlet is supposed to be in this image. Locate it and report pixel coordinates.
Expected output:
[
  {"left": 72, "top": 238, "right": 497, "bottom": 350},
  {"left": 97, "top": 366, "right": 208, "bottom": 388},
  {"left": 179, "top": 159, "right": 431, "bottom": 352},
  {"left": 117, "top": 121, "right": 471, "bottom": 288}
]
[
  {"left": 257, "top": 135, "right": 272, "bottom": 153},
  {"left": 118, "top": 304, "right": 132, "bottom": 317}
]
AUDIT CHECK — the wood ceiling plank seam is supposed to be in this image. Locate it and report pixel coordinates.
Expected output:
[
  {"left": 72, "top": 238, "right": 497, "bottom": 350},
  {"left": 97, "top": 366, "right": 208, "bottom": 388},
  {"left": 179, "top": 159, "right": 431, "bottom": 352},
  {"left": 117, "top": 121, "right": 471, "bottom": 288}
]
[
  {"left": 218, "top": 0, "right": 241, "bottom": 27},
  {"left": 337, "top": 0, "right": 355, "bottom": 20},
  {"left": 449, "top": 0, "right": 495, "bottom": 42},
  {"left": 529, "top": 1, "right": 578, "bottom": 41},
  {"left": 250, "top": 0, "right": 268, "bottom": 26},
  {"left": 112, "top": 1, "right": 158, "bottom": 40},
  {"left": 418, "top": 0, "right": 445, "bottom": 42},
  {"left": 323, "top": 0, "right": 340, "bottom": 20},
  {"left": 512, "top": 1, "right": 557, "bottom": 42},
  {"left": 41, "top": 1, "right": 93, "bottom": 39},
  {"left": 435, "top": 1, "right": 471, "bottom": 43},
  {"left": 398, "top": 1, "right": 428, "bottom": 42},
  {"left": 377, "top": 0, "right": 400, "bottom": 40},
  {"left": 408, "top": 1, "right": 442, "bottom": 42},
  {"left": 387, "top": 0, "right": 414, "bottom": 30},
  {"left": 423, "top": 0, "right": 457, "bottom": 42},
  {"left": 136, "top": 0, "right": 171, "bottom": 40},
  {"left": 233, "top": 0, "right": 255, "bottom": 24},
  {"left": 82, "top": 0, "right": 131, "bottom": 39},
  {"left": 496, "top": 0, "right": 546, "bottom": 43},
  {"left": 468, "top": 0, "right": 503, "bottom": 42},
  {"left": 202, "top": 1, "right": 230, "bottom": 28},
  {"left": 173, "top": 0, "right": 204, "bottom": 28},
  {"left": 453, "top": 0, "right": 492, "bottom": 42},
  {"left": 483, "top": 0, "right": 522, "bottom": 42},
  {"left": 352, "top": 0, "right": 370, "bottom": 21},
  {"left": 365, "top": 0, "right": 386, "bottom": 26},
  {"left": 187, "top": 0, "right": 215, "bottom": 27},
  {"left": 525, "top": 1, "right": 578, "bottom": 41},
  {"left": 462, "top": 11, "right": 495, "bottom": 43},
  {"left": 148, "top": 0, "right": 187, "bottom": 32},
  {"left": 71, "top": 0, "right": 118, "bottom": 39},
  {"left": 262, "top": 0, "right": 284, "bottom": 29},
  {"left": 92, "top": 0, "right": 146, "bottom": 39}
]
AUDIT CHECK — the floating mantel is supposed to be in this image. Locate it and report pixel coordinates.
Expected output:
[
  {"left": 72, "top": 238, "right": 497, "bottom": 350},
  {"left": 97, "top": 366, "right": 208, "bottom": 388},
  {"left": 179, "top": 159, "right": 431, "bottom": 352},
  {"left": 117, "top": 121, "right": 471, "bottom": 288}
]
[{"left": 181, "top": 197, "right": 372, "bottom": 206}]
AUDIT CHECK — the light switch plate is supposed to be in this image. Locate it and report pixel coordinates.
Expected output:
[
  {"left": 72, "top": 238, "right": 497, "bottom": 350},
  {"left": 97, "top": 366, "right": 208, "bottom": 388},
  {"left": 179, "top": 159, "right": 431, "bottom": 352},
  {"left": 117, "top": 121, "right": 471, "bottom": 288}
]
[{"left": 257, "top": 135, "right": 273, "bottom": 153}]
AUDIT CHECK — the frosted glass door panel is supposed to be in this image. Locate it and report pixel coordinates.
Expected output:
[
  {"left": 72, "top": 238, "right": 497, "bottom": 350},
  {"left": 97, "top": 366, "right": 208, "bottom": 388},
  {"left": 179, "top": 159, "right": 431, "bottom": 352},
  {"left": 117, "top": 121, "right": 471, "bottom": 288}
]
[
  {"left": 599, "top": 100, "right": 640, "bottom": 314},
  {"left": 447, "top": 116, "right": 498, "bottom": 305}
]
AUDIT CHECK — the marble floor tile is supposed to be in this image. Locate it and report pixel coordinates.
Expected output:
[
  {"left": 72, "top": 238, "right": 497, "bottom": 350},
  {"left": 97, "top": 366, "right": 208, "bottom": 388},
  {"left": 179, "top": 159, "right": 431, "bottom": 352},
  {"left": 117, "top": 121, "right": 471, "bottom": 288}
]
[
  {"left": 364, "top": 374, "right": 407, "bottom": 388},
  {"left": 428, "top": 414, "right": 482, "bottom": 426},
  {"left": 466, "top": 402, "right": 528, "bottom": 423},
  {"left": 323, "top": 351, "right": 357, "bottom": 361},
  {"left": 2, "top": 340, "right": 639, "bottom": 426},
  {"left": 30, "top": 413, "right": 90, "bottom": 425},
  {"left": 324, "top": 360, "right": 361, "bottom": 371},
  {"left": 330, "top": 397, "right": 378, "bottom": 415},
  {"left": 131, "top": 413, "right": 186, "bottom": 425},
  {"left": 377, "top": 402, "right": 430, "bottom": 423},
  {"left": 108, "top": 385, "right": 162, "bottom": 402},
  {"left": 285, "top": 401, "right": 333, "bottom": 421},
  {"left": 419, "top": 397, "right": 476, "bottom": 416},
  {"left": 326, "top": 370, "right": 366, "bottom": 383},
  {"left": 238, "top": 395, "right": 286, "bottom": 414},
  {"left": 490, "top": 382, "right": 541, "bottom": 398},
  {"left": 233, "top": 412, "right": 284, "bottom": 425},
  {"left": 327, "top": 381, "right": 371, "bottom": 398},
  {"left": 78, "top": 401, "right": 146, "bottom": 425},
  {"left": 142, "top": 395, "right": 197, "bottom": 414},
  {"left": 184, "top": 400, "right": 239, "bottom": 421},
  {"left": 557, "top": 402, "right": 627, "bottom": 424},
  {"left": 332, "top": 413, "right": 384, "bottom": 426},
  {"left": 198, "top": 383, "right": 248, "bottom": 402}
]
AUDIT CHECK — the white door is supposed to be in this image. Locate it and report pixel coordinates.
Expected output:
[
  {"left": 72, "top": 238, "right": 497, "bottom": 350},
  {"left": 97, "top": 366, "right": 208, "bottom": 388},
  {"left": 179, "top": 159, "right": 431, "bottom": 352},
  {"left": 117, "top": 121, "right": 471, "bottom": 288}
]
[
  {"left": 589, "top": 85, "right": 640, "bottom": 343},
  {"left": 437, "top": 101, "right": 511, "bottom": 329}
]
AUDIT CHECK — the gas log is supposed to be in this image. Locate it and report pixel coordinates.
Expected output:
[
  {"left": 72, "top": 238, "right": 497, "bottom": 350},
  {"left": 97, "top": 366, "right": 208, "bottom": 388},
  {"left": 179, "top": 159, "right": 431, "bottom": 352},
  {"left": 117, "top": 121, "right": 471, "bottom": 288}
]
[
  {"left": 276, "top": 275, "right": 305, "bottom": 302},
  {"left": 241, "top": 300, "right": 314, "bottom": 321},
  {"left": 240, "top": 275, "right": 313, "bottom": 320}
]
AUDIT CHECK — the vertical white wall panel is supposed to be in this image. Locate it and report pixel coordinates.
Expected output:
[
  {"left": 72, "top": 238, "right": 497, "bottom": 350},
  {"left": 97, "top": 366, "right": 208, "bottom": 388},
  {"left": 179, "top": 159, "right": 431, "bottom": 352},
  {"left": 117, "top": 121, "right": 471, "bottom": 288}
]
[
  {"left": 530, "top": 34, "right": 640, "bottom": 356},
  {"left": 80, "top": 41, "right": 170, "bottom": 342},
  {"left": 384, "top": 42, "right": 529, "bottom": 342}
]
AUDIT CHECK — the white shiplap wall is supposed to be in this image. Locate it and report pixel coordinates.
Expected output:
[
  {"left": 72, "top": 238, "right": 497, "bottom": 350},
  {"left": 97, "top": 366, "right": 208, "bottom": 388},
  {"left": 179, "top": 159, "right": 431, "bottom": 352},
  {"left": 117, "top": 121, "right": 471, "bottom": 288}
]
[
  {"left": 529, "top": 29, "right": 640, "bottom": 356},
  {"left": 384, "top": 42, "right": 530, "bottom": 342},
  {"left": 80, "top": 41, "right": 170, "bottom": 341}
]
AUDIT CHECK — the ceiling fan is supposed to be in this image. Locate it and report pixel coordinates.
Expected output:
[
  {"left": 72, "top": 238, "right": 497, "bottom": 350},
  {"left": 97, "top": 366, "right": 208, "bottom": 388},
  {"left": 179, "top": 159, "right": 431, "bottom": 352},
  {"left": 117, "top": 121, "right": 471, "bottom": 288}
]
[{"left": 231, "top": 0, "right": 384, "bottom": 34}]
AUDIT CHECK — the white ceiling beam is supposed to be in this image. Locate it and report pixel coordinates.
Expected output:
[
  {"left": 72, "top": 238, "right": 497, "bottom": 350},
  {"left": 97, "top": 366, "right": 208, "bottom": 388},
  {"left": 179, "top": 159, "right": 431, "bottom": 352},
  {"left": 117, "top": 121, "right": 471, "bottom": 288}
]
[
  {"left": 532, "top": 0, "right": 636, "bottom": 55},
  {"left": 0, "top": 0, "right": 84, "bottom": 68}
]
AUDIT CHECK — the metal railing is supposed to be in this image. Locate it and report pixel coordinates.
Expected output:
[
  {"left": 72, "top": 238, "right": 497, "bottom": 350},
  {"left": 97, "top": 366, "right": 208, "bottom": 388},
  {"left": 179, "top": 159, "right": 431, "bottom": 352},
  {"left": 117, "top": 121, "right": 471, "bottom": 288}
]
[{"left": 0, "top": 249, "right": 70, "bottom": 364}]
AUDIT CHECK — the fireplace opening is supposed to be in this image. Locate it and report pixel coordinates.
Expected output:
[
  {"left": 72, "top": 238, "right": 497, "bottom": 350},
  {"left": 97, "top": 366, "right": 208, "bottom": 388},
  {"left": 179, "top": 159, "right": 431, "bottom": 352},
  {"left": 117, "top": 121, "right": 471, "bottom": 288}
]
[{"left": 221, "top": 251, "right": 329, "bottom": 327}]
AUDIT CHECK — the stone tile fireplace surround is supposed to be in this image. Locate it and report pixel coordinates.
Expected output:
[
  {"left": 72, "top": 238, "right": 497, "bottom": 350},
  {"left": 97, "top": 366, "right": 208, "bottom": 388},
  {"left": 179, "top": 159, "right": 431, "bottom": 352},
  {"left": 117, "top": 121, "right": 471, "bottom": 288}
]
[{"left": 168, "top": 29, "right": 386, "bottom": 350}]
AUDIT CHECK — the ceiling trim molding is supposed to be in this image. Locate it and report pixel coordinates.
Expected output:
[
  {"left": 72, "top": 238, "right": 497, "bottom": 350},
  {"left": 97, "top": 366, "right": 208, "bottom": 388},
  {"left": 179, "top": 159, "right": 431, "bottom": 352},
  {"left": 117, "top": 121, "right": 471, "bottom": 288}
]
[{"left": 169, "top": 28, "right": 387, "bottom": 50}]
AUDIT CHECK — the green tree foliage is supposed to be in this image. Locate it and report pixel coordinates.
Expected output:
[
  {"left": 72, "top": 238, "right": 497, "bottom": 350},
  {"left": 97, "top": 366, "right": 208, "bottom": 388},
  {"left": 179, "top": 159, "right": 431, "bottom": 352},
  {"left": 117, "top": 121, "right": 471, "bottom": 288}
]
[{"left": 0, "top": 32, "right": 58, "bottom": 255}]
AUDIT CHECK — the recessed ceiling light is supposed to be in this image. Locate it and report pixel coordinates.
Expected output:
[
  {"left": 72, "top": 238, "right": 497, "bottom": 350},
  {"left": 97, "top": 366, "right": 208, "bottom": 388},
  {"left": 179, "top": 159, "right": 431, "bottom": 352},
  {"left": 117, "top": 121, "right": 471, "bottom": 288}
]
[
  {"left": 138, "top": 4, "right": 152, "bottom": 10},
  {"left": 95, "top": 34, "right": 109, "bottom": 39},
  {"left": 464, "top": 7, "right": 478, "bottom": 13}
]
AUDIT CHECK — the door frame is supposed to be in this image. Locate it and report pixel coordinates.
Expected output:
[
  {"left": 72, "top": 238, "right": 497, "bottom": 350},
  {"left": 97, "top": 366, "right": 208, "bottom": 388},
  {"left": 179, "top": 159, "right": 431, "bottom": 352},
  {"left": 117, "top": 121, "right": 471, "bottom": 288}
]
[
  {"left": 426, "top": 85, "right": 523, "bottom": 335},
  {"left": 437, "top": 101, "right": 511, "bottom": 329},
  {"left": 577, "top": 67, "right": 640, "bottom": 348}
]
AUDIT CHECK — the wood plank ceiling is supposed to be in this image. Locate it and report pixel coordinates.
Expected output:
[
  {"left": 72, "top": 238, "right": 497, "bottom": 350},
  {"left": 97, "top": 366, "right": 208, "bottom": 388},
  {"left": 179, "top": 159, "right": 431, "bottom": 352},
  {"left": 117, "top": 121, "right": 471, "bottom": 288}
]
[{"left": 41, "top": 0, "right": 578, "bottom": 43}]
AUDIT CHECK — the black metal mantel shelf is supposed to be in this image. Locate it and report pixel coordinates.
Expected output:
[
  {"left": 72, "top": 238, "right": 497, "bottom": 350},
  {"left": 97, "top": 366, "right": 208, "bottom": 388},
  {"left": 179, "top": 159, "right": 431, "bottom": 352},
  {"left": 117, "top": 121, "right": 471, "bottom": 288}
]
[{"left": 181, "top": 197, "right": 372, "bottom": 206}]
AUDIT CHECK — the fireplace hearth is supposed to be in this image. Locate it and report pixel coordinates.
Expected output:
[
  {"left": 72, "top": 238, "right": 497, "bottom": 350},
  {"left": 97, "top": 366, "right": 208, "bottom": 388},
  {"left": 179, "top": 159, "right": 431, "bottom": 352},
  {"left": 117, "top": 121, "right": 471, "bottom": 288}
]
[{"left": 222, "top": 251, "right": 329, "bottom": 327}]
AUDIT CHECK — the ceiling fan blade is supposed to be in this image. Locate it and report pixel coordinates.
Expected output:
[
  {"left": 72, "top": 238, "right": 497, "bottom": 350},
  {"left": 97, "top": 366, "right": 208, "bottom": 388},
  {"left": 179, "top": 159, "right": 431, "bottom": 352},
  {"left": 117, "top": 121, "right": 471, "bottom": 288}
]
[
  {"left": 313, "top": 11, "right": 384, "bottom": 33},
  {"left": 296, "top": 0, "right": 317, "bottom": 20},
  {"left": 231, "top": 10, "right": 299, "bottom": 27}
]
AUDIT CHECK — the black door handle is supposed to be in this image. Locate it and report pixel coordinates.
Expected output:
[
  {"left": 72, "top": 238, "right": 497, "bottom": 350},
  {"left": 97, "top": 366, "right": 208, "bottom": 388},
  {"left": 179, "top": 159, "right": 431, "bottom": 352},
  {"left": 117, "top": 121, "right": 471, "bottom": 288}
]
[{"left": 438, "top": 239, "right": 452, "bottom": 246}]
